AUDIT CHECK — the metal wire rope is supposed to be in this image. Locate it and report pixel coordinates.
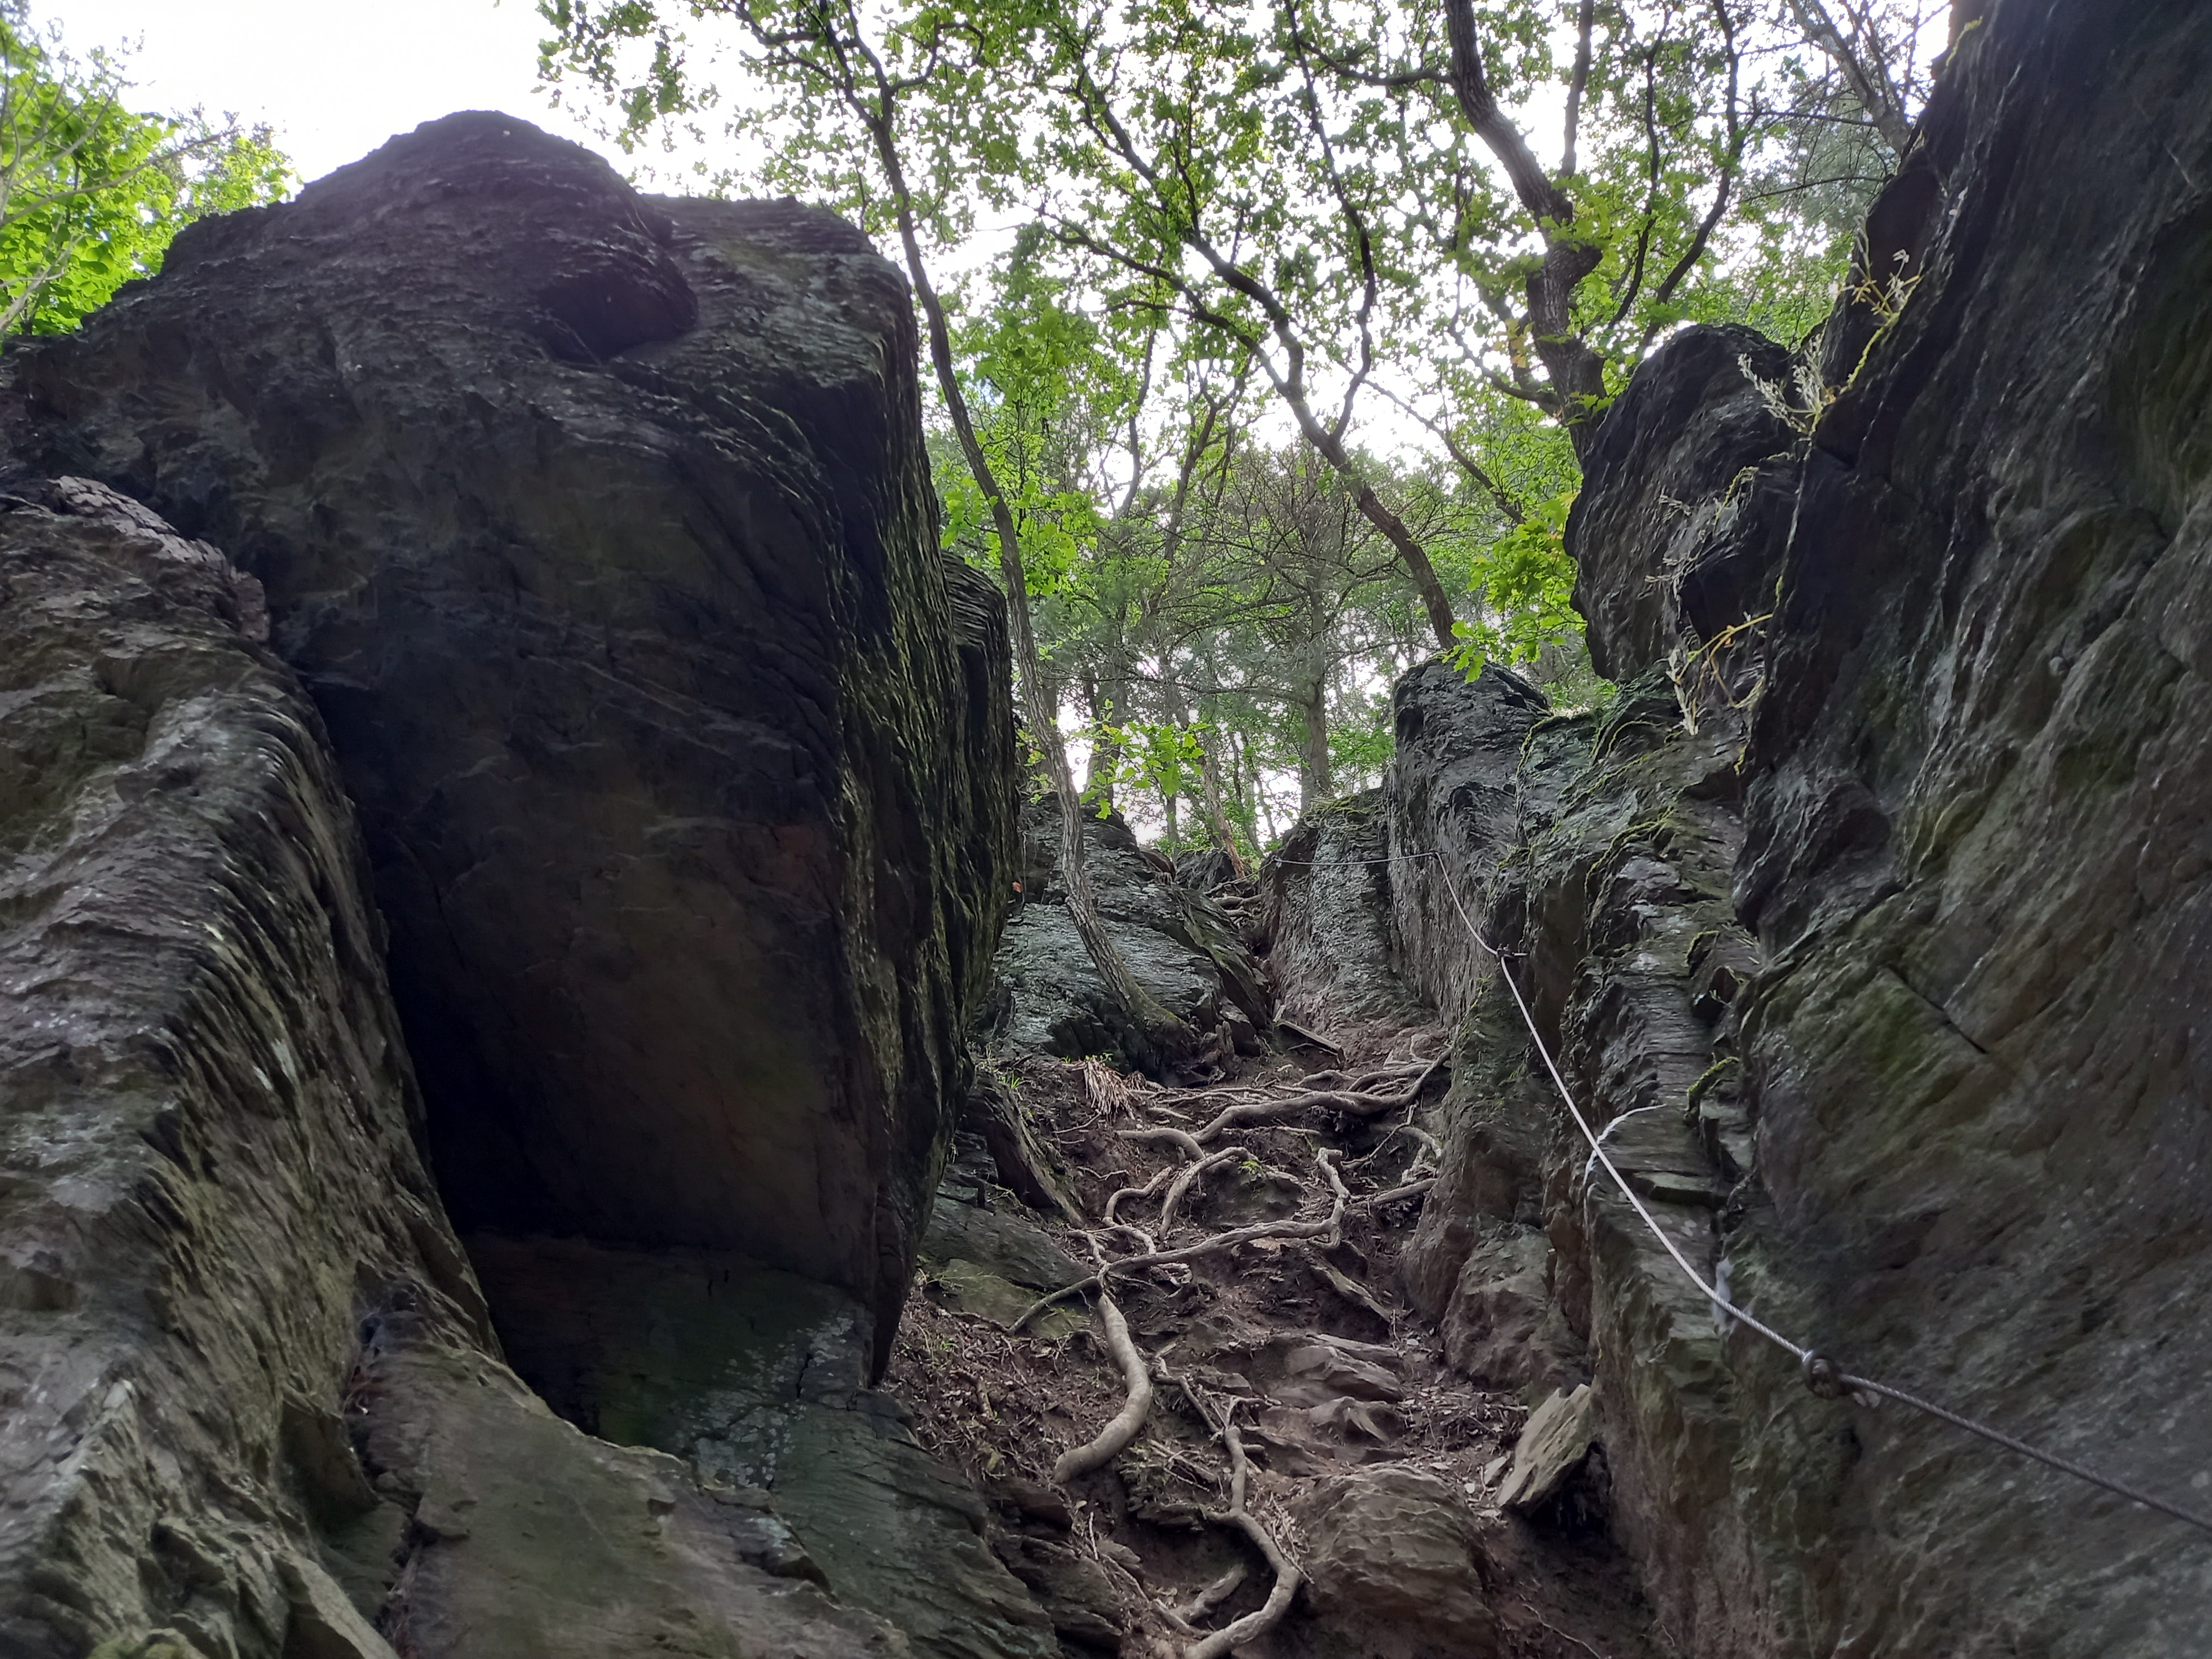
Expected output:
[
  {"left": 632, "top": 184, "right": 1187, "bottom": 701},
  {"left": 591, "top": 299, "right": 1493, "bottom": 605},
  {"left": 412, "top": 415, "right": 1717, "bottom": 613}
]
[{"left": 1430, "top": 858, "right": 2212, "bottom": 1538}]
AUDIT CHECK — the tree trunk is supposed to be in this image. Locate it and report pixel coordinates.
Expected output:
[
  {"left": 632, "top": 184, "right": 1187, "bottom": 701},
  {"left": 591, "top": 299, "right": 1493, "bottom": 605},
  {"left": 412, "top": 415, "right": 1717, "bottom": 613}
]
[
  {"left": 1196, "top": 724, "right": 1249, "bottom": 878},
  {"left": 1297, "top": 672, "right": 1332, "bottom": 812},
  {"left": 1079, "top": 670, "right": 1114, "bottom": 810},
  {"left": 1443, "top": 0, "right": 1609, "bottom": 457},
  {"left": 860, "top": 106, "right": 1196, "bottom": 1068}
]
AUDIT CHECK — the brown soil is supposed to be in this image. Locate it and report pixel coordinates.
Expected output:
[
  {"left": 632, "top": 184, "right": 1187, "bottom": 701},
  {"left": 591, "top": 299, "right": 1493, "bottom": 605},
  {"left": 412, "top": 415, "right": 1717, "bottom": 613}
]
[{"left": 885, "top": 1019, "right": 1671, "bottom": 1659}]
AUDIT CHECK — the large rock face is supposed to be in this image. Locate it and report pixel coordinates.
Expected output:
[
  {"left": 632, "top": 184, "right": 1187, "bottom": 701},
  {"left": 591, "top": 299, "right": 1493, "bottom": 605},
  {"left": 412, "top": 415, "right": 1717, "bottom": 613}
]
[
  {"left": 0, "top": 481, "right": 907, "bottom": 1659},
  {"left": 3, "top": 115, "right": 1042, "bottom": 1658},
  {"left": 1269, "top": 2, "right": 2212, "bottom": 1652},
  {"left": 1714, "top": 0, "right": 2212, "bottom": 1647},
  {"left": 13, "top": 112, "right": 1015, "bottom": 1352}
]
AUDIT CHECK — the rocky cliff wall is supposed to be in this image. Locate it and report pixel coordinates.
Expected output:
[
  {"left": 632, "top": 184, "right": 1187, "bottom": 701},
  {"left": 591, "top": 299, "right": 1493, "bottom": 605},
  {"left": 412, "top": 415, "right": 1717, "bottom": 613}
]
[
  {"left": 2, "top": 117, "right": 1045, "bottom": 1659},
  {"left": 1269, "top": 1, "right": 2212, "bottom": 1651},
  {"left": 0, "top": 478, "right": 448, "bottom": 1659},
  {"left": 0, "top": 481, "right": 916, "bottom": 1659},
  {"left": 13, "top": 112, "right": 1016, "bottom": 1353}
]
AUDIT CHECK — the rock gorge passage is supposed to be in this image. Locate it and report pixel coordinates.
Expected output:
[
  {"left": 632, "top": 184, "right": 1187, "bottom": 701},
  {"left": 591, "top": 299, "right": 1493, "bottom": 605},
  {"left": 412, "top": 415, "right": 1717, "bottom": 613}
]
[{"left": 0, "top": 4, "right": 2207, "bottom": 1659}]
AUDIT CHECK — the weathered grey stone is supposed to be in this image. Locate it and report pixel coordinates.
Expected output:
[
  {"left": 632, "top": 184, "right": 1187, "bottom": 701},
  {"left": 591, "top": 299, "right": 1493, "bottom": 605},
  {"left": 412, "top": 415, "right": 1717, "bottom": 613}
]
[
  {"left": 988, "top": 1536, "right": 1126, "bottom": 1653},
  {"left": 1437, "top": 1227, "right": 1579, "bottom": 1391},
  {"left": 0, "top": 479, "right": 949, "bottom": 1659},
  {"left": 1566, "top": 323, "right": 1801, "bottom": 682},
  {"left": 1269, "top": 1340, "right": 1404, "bottom": 1407},
  {"left": 273, "top": 1556, "right": 399, "bottom": 1659},
  {"left": 15, "top": 111, "right": 1018, "bottom": 1353},
  {"left": 921, "top": 1194, "right": 1084, "bottom": 1292},
  {"left": 1313, "top": 5, "right": 2212, "bottom": 1653},
  {"left": 1496, "top": 1385, "right": 1597, "bottom": 1514},
  {"left": 1297, "top": 1467, "right": 1498, "bottom": 1658},
  {"left": 992, "top": 797, "right": 1266, "bottom": 1069},
  {"left": 0, "top": 480, "right": 478, "bottom": 1657},
  {"left": 464, "top": 1234, "right": 1059, "bottom": 1659},
  {"left": 349, "top": 1323, "right": 905, "bottom": 1658},
  {"left": 1385, "top": 663, "right": 1551, "bottom": 1022},
  {"left": 1261, "top": 790, "right": 1428, "bottom": 1032}
]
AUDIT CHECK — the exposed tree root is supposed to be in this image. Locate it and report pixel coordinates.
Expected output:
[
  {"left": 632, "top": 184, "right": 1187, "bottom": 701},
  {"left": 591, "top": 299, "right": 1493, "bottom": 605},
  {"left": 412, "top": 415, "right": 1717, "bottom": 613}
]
[
  {"left": 1352, "top": 1176, "right": 1437, "bottom": 1209},
  {"left": 1170, "top": 1385, "right": 1301, "bottom": 1659},
  {"left": 898, "top": 1032, "right": 1667, "bottom": 1659},
  {"left": 1169, "top": 1563, "right": 1248, "bottom": 1625},
  {"left": 1116, "top": 1124, "right": 1206, "bottom": 1159},
  {"left": 1051, "top": 1288, "right": 1154, "bottom": 1484},
  {"left": 1191, "top": 1055, "right": 1447, "bottom": 1141},
  {"left": 1016, "top": 1151, "right": 1349, "bottom": 1331},
  {"left": 1106, "top": 1160, "right": 1181, "bottom": 1225},
  {"left": 1158, "top": 1145, "right": 1256, "bottom": 1233}
]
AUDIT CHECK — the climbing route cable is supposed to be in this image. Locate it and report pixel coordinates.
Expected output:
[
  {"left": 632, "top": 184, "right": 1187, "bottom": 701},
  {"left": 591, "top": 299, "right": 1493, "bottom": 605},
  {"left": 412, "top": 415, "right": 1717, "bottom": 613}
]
[{"left": 1430, "top": 859, "right": 2212, "bottom": 1539}]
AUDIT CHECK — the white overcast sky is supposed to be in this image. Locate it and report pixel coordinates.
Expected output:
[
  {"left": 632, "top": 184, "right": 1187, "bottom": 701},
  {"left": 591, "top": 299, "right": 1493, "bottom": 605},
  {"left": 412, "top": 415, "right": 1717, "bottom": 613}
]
[{"left": 56, "top": 0, "right": 629, "bottom": 184}]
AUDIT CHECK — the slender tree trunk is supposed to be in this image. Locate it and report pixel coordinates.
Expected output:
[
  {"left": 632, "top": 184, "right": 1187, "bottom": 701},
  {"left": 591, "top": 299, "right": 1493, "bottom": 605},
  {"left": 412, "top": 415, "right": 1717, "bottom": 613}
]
[
  {"left": 1079, "top": 670, "right": 1113, "bottom": 810},
  {"left": 1297, "top": 672, "right": 1332, "bottom": 813},
  {"left": 1444, "top": 0, "right": 1608, "bottom": 457},
  {"left": 1196, "top": 723, "right": 1249, "bottom": 878},
  {"left": 857, "top": 103, "right": 1194, "bottom": 1067},
  {"left": 1086, "top": 659, "right": 1133, "bottom": 812}
]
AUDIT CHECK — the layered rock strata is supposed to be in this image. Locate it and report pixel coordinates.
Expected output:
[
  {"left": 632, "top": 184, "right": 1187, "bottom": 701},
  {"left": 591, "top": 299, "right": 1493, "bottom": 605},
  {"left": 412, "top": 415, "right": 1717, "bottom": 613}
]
[
  {"left": 4, "top": 115, "right": 1043, "bottom": 1657},
  {"left": 14, "top": 112, "right": 1016, "bottom": 1352},
  {"left": 1272, "top": 2, "right": 2212, "bottom": 1651}
]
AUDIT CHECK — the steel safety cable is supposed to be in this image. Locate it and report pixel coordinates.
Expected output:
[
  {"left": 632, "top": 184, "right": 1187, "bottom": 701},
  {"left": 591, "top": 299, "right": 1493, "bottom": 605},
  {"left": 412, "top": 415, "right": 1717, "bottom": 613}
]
[{"left": 1430, "top": 858, "right": 2212, "bottom": 1538}]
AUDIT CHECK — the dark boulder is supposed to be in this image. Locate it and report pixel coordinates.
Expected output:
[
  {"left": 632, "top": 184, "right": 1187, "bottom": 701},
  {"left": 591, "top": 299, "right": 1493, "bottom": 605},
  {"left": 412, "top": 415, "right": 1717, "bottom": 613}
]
[
  {"left": 1260, "top": 790, "right": 1427, "bottom": 1034},
  {"left": 990, "top": 795, "right": 1267, "bottom": 1070},
  {"left": 12, "top": 112, "right": 1018, "bottom": 1356},
  {"left": 1566, "top": 323, "right": 1803, "bottom": 683},
  {"left": 1714, "top": 0, "right": 2212, "bottom": 1648}
]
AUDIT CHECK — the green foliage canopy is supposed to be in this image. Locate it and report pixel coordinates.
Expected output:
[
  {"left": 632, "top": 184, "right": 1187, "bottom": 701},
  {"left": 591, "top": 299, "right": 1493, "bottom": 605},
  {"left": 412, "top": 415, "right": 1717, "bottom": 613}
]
[
  {"left": 0, "top": 6, "right": 291, "bottom": 335},
  {"left": 537, "top": 0, "right": 1939, "bottom": 847}
]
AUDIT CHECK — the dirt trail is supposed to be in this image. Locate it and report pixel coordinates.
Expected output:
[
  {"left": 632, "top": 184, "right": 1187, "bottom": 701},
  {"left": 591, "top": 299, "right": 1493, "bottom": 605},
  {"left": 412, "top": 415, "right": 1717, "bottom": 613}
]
[{"left": 888, "top": 1011, "right": 1667, "bottom": 1659}]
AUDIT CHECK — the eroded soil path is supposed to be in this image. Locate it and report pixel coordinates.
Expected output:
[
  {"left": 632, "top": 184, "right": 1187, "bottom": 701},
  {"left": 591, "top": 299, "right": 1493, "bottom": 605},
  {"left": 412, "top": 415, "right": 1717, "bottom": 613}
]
[{"left": 888, "top": 1016, "right": 1668, "bottom": 1659}]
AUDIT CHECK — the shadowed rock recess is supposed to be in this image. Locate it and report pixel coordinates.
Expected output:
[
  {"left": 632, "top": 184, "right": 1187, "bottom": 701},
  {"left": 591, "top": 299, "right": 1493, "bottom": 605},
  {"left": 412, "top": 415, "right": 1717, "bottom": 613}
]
[
  {"left": 1270, "top": 2, "right": 2212, "bottom": 1654},
  {"left": 3, "top": 114, "right": 1042, "bottom": 1659}
]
